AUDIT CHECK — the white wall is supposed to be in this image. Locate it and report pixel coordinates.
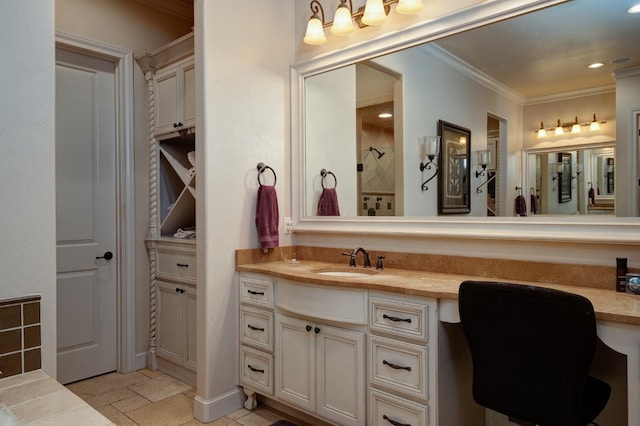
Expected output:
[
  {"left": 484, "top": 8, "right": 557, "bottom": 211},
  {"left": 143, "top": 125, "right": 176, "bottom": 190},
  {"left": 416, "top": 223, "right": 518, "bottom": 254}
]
[
  {"left": 615, "top": 69, "right": 640, "bottom": 216},
  {"left": 195, "top": 0, "right": 295, "bottom": 421},
  {"left": 55, "top": 0, "right": 193, "bottom": 360},
  {"left": 0, "top": 1, "right": 57, "bottom": 376},
  {"left": 373, "top": 46, "right": 523, "bottom": 216}
]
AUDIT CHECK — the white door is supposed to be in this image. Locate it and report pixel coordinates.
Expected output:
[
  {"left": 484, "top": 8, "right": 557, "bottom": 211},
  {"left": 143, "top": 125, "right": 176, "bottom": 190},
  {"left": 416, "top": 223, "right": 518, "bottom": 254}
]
[{"left": 55, "top": 47, "right": 117, "bottom": 384}]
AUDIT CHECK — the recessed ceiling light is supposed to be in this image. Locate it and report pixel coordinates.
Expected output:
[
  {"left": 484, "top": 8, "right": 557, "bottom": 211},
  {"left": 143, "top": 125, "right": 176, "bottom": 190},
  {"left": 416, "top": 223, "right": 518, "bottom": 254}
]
[
  {"left": 627, "top": 3, "right": 640, "bottom": 13},
  {"left": 611, "top": 57, "right": 632, "bottom": 64},
  {"left": 587, "top": 62, "right": 604, "bottom": 69},
  {"left": 378, "top": 113, "right": 393, "bottom": 118}
]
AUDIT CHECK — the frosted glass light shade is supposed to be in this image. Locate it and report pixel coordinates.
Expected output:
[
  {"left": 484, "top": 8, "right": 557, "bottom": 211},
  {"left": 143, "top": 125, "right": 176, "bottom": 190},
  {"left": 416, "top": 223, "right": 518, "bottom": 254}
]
[
  {"left": 590, "top": 114, "right": 600, "bottom": 131},
  {"left": 304, "top": 17, "right": 327, "bottom": 45},
  {"left": 554, "top": 119, "right": 564, "bottom": 136},
  {"left": 362, "top": 0, "right": 387, "bottom": 25},
  {"left": 331, "top": 5, "right": 355, "bottom": 35},
  {"left": 396, "top": 0, "right": 423, "bottom": 14}
]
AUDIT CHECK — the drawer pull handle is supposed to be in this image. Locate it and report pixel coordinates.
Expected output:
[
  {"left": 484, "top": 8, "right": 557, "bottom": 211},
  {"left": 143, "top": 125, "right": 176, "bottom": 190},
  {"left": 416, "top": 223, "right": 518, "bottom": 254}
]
[
  {"left": 247, "top": 365, "right": 264, "bottom": 373},
  {"left": 177, "top": 263, "right": 189, "bottom": 267},
  {"left": 175, "top": 288, "right": 185, "bottom": 294},
  {"left": 383, "top": 314, "right": 411, "bottom": 323},
  {"left": 247, "top": 289, "right": 265, "bottom": 295},
  {"left": 383, "top": 360, "right": 412, "bottom": 372},
  {"left": 247, "top": 324, "right": 264, "bottom": 331},
  {"left": 383, "top": 415, "right": 410, "bottom": 426}
]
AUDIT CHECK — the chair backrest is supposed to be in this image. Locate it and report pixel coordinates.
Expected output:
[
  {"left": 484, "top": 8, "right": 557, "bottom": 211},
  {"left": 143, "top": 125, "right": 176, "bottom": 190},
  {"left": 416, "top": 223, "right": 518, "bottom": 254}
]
[{"left": 458, "top": 281, "right": 598, "bottom": 426}]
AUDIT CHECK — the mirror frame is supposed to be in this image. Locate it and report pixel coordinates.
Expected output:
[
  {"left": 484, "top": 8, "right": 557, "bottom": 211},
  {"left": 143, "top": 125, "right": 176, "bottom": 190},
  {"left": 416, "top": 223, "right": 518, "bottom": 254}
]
[{"left": 291, "top": 0, "right": 640, "bottom": 245}]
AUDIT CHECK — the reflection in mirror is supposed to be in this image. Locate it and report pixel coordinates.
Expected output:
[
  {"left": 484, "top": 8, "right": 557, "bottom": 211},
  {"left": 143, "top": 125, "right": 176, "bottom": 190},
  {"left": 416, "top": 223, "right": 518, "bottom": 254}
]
[
  {"left": 526, "top": 144, "right": 615, "bottom": 216},
  {"left": 438, "top": 120, "right": 471, "bottom": 214},
  {"left": 301, "top": 0, "right": 639, "bottom": 219}
]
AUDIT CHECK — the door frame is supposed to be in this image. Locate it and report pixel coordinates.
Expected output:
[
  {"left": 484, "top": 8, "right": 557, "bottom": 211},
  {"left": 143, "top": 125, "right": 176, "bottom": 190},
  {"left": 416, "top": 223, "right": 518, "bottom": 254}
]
[{"left": 55, "top": 31, "right": 136, "bottom": 374}]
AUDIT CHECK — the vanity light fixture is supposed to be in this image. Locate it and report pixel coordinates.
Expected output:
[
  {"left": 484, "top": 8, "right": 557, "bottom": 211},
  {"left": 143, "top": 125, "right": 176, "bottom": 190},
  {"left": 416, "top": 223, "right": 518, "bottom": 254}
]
[
  {"left": 554, "top": 119, "right": 564, "bottom": 136},
  {"left": 552, "top": 162, "right": 563, "bottom": 181},
  {"left": 588, "top": 62, "right": 604, "bottom": 69},
  {"left": 303, "top": 0, "right": 424, "bottom": 45},
  {"left": 474, "top": 149, "right": 495, "bottom": 193},
  {"left": 378, "top": 112, "right": 393, "bottom": 118},
  {"left": 535, "top": 114, "right": 606, "bottom": 138},
  {"left": 419, "top": 136, "right": 439, "bottom": 191},
  {"left": 571, "top": 117, "right": 581, "bottom": 134},
  {"left": 537, "top": 122, "right": 547, "bottom": 139}
]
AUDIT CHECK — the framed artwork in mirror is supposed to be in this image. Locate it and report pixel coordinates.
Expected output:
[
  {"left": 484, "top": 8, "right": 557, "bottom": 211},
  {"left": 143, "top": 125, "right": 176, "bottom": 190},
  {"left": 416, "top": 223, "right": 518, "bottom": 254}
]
[
  {"left": 437, "top": 120, "right": 471, "bottom": 214},
  {"left": 558, "top": 152, "right": 572, "bottom": 203}
]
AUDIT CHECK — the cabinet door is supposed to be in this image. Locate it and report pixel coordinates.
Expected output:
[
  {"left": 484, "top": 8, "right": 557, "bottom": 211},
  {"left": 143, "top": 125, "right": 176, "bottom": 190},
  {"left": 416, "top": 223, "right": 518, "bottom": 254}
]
[
  {"left": 184, "top": 285, "right": 197, "bottom": 372},
  {"left": 154, "top": 66, "right": 180, "bottom": 135},
  {"left": 180, "top": 59, "right": 195, "bottom": 129},
  {"left": 316, "top": 324, "right": 366, "bottom": 426},
  {"left": 275, "top": 314, "right": 315, "bottom": 411},
  {"left": 156, "top": 281, "right": 183, "bottom": 364}
]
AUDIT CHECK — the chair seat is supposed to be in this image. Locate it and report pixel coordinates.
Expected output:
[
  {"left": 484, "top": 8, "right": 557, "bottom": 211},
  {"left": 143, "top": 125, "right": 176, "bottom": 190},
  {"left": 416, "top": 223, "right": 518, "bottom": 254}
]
[{"left": 581, "top": 376, "right": 611, "bottom": 424}]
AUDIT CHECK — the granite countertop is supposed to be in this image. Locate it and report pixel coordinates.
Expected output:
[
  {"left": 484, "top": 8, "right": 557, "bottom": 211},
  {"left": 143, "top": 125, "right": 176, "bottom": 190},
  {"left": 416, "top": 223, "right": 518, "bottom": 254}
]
[{"left": 237, "top": 260, "right": 640, "bottom": 326}]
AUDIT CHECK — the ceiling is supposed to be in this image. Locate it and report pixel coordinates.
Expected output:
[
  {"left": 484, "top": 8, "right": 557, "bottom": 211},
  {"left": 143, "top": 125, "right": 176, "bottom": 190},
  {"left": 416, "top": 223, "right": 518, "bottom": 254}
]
[
  {"left": 132, "top": 0, "right": 193, "bottom": 22},
  {"left": 434, "top": 0, "right": 640, "bottom": 100}
]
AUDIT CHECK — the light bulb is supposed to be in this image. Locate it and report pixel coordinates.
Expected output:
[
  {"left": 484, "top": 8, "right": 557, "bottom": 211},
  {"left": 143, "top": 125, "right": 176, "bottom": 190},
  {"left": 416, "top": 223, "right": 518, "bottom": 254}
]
[
  {"left": 396, "top": 0, "right": 423, "bottom": 14},
  {"left": 303, "top": 16, "right": 327, "bottom": 45},
  {"left": 362, "top": 0, "right": 387, "bottom": 25},
  {"left": 331, "top": 3, "right": 355, "bottom": 35}
]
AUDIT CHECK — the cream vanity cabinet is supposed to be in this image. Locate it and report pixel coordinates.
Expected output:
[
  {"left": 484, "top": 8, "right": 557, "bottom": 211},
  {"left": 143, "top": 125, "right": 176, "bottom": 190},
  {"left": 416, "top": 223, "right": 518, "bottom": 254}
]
[
  {"left": 368, "top": 292, "right": 438, "bottom": 426},
  {"left": 154, "top": 57, "right": 195, "bottom": 136},
  {"left": 238, "top": 273, "right": 438, "bottom": 426}
]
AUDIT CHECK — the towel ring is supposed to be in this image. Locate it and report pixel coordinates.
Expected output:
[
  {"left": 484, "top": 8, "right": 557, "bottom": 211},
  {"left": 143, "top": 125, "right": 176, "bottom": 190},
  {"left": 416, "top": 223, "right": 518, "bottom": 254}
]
[
  {"left": 320, "top": 169, "right": 337, "bottom": 189},
  {"left": 257, "top": 162, "right": 277, "bottom": 186}
]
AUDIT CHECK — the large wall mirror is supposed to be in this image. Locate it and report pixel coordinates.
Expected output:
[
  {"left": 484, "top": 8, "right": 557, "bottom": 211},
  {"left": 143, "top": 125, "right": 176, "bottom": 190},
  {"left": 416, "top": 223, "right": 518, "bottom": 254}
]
[{"left": 299, "top": 0, "right": 639, "bottom": 223}]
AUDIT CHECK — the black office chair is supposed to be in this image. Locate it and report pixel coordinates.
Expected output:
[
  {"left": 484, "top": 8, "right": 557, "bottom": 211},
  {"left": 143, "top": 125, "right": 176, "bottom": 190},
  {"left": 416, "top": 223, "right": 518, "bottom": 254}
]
[{"left": 458, "top": 281, "right": 611, "bottom": 426}]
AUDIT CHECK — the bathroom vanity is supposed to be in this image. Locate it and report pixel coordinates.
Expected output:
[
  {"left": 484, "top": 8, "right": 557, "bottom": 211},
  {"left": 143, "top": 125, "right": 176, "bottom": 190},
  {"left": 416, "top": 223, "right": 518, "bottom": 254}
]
[{"left": 236, "top": 259, "right": 640, "bottom": 426}]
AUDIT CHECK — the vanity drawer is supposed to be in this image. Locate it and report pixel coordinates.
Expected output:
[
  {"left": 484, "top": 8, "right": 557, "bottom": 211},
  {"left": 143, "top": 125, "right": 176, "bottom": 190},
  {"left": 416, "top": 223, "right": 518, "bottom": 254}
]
[
  {"left": 240, "top": 306, "right": 273, "bottom": 352},
  {"left": 370, "top": 295, "right": 430, "bottom": 342},
  {"left": 369, "top": 335, "right": 428, "bottom": 401},
  {"left": 157, "top": 250, "right": 196, "bottom": 282},
  {"left": 239, "top": 276, "right": 274, "bottom": 308},
  {"left": 369, "top": 389, "right": 428, "bottom": 426},
  {"left": 239, "top": 345, "right": 273, "bottom": 395}
]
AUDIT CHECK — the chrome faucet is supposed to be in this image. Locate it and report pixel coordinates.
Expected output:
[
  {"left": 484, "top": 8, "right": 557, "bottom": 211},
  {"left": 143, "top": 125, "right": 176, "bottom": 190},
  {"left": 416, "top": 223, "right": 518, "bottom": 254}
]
[{"left": 345, "top": 247, "right": 370, "bottom": 268}]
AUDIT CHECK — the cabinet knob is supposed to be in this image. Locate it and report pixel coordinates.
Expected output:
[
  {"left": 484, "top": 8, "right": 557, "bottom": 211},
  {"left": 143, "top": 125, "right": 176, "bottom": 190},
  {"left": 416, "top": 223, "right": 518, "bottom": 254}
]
[
  {"left": 175, "top": 287, "right": 185, "bottom": 294},
  {"left": 306, "top": 325, "right": 312, "bottom": 332},
  {"left": 314, "top": 326, "right": 321, "bottom": 334}
]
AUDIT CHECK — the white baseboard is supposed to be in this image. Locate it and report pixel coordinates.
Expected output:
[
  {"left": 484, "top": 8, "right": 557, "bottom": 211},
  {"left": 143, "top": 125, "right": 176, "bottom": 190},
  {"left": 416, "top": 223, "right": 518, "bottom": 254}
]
[
  {"left": 135, "top": 352, "right": 148, "bottom": 370},
  {"left": 193, "top": 387, "right": 245, "bottom": 423}
]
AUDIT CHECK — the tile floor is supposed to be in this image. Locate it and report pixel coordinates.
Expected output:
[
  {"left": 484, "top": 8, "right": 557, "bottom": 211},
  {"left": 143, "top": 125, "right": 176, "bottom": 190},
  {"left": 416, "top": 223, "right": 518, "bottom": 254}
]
[{"left": 65, "top": 369, "right": 295, "bottom": 426}]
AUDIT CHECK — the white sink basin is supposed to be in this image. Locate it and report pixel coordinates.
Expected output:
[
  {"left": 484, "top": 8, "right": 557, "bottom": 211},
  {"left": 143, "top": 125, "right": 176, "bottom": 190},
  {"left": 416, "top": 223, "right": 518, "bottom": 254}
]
[
  {"left": 312, "top": 267, "right": 378, "bottom": 278},
  {"left": 316, "top": 271, "right": 372, "bottom": 277}
]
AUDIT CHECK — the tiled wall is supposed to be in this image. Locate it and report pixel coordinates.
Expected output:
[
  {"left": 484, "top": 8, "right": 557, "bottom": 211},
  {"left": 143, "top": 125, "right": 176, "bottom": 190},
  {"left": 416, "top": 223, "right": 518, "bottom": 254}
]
[{"left": 0, "top": 295, "right": 41, "bottom": 379}]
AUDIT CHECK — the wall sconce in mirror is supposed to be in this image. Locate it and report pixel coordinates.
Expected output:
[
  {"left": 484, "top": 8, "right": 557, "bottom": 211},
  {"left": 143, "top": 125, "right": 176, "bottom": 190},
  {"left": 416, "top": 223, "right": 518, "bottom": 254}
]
[
  {"left": 552, "top": 162, "right": 563, "bottom": 182},
  {"left": 303, "top": 0, "right": 424, "bottom": 45},
  {"left": 419, "top": 135, "right": 439, "bottom": 191},
  {"left": 535, "top": 113, "right": 607, "bottom": 139},
  {"left": 474, "top": 149, "right": 495, "bottom": 193}
]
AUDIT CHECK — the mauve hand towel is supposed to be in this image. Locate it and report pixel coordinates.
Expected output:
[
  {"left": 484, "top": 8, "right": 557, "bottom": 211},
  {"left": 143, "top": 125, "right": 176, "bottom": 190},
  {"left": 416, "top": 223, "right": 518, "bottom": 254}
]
[
  {"left": 530, "top": 193, "right": 539, "bottom": 214},
  {"left": 589, "top": 187, "right": 595, "bottom": 205},
  {"left": 317, "top": 188, "right": 340, "bottom": 216},
  {"left": 256, "top": 185, "right": 279, "bottom": 249},
  {"left": 515, "top": 194, "right": 527, "bottom": 216}
]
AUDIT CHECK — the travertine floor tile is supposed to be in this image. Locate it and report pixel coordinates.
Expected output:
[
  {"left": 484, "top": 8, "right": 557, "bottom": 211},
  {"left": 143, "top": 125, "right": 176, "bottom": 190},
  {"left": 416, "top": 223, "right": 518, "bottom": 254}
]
[
  {"left": 111, "top": 394, "right": 151, "bottom": 413},
  {"left": 85, "top": 387, "right": 138, "bottom": 408},
  {"left": 129, "top": 375, "right": 193, "bottom": 403},
  {"left": 227, "top": 408, "right": 251, "bottom": 420},
  {"left": 97, "top": 404, "right": 138, "bottom": 426},
  {"left": 235, "top": 410, "right": 279, "bottom": 426},
  {"left": 29, "top": 404, "right": 114, "bottom": 426},
  {"left": 137, "top": 368, "right": 165, "bottom": 379},
  {"left": 67, "top": 372, "right": 149, "bottom": 399},
  {"left": 11, "top": 389, "right": 85, "bottom": 424},
  {"left": 126, "top": 394, "right": 193, "bottom": 426},
  {"left": 0, "top": 377, "right": 62, "bottom": 407}
]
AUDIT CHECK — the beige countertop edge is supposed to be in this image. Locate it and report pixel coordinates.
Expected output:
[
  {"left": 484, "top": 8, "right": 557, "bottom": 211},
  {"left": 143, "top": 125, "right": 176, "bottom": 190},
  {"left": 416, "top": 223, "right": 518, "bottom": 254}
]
[{"left": 237, "top": 261, "right": 640, "bottom": 327}]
